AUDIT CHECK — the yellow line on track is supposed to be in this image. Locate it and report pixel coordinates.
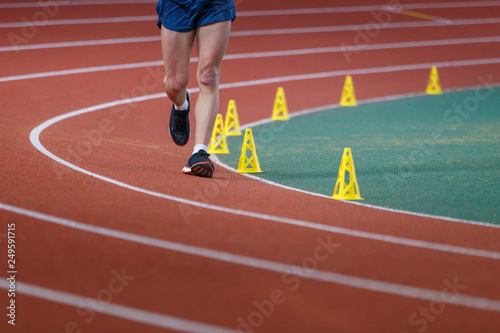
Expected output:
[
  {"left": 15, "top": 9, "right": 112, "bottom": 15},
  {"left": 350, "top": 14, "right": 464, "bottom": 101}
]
[{"left": 401, "top": 9, "right": 439, "bottom": 21}]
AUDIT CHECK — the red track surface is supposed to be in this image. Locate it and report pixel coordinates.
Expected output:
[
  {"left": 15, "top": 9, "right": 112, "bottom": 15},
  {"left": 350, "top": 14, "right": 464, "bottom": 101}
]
[{"left": 1, "top": 1, "right": 500, "bottom": 332}]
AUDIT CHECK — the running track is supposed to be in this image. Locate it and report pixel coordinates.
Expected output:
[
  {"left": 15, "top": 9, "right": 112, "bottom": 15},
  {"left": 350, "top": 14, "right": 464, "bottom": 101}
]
[{"left": 1, "top": 0, "right": 500, "bottom": 332}]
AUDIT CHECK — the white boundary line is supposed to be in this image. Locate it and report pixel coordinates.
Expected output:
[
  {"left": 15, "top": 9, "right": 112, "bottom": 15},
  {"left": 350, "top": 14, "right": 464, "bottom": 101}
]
[
  {"left": 27, "top": 60, "right": 500, "bottom": 255},
  {"left": 1, "top": 1, "right": 499, "bottom": 11},
  {"left": 213, "top": 88, "right": 500, "bottom": 229},
  {"left": 0, "top": 15, "right": 156, "bottom": 28},
  {"left": 29, "top": 58, "right": 500, "bottom": 228},
  {"left": 2, "top": 36, "right": 500, "bottom": 82},
  {"left": 0, "top": 36, "right": 161, "bottom": 52},
  {"left": 3, "top": 36, "right": 500, "bottom": 81},
  {"left": 229, "top": 18, "right": 500, "bottom": 37},
  {"left": 1, "top": 15, "right": 500, "bottom": 30},
  {"left": 0, "top": 278, "right": 236, "bottom": 333},
  {"left": 237, "top": 1, "right": 500, "bottom": 16},
  {"left": 0, "top": 60, "right": 163, "bottom": 83},
  {"left": 2, "top": 33, "right": 500, "bottom": 55},
  {"left": 0, "top": 0, "right": 157, "bottom": 8},
  {"left": 1, "top": 202, "right": 500, "bottom": 315},
  {"left": 27, "top": 94, "right": 500, "bottom": 258}
]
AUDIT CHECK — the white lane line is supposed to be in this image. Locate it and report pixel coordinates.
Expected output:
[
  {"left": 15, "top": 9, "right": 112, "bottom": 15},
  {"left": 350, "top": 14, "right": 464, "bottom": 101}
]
[
  {"left": 230, "top": 18, "right": 500, "bottom": 36},
  {"left": 27, "top": 60, "right": 500, "bottom": 255},
  {"left": 1, "top": 202, "right": 500, "bottom": 313},
  {"left": 213, "top": 57, "right": 500, "bottom": 90},
  {"left": 1, "top": 1, "right": 499, "bottom": 11},
  {"left": 212, "top": 87, "right": 500, "bottom": 230},
  {"left": 3, "top": 37, "right": 500, "bottom": 83},
  {"left": 1, "top": 15, "right": 500, "bottom": 30},
  {"left": 237, "top": 1, "right": 500, "bottom": 16},
  {"left": 0, "top": 36, "right": 160, "bottom": 52},
  {"left": 0, "top": 279, "right": 236, "bottom": 333},
  {"left": 0, "top": 0, "right": 156, "bottom": 8},
  {"left": 0, "top": 60, "right": 163, "bottom": 83},
  {"left": 0, "top": 15, "right": 156, "bottom": 28},
  {"left": 2, "top": 32, "right": 500, "bottom": 54}
]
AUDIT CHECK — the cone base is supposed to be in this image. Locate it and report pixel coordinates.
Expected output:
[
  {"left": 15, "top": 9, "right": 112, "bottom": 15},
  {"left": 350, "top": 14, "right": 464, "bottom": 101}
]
[
  {"left": 331, "top": 194, "right": 364, "bottom": 200},
  {"left": 237, "top": 169, "right": 263, "bottom": 173},
  {"left": 340, "top": 101, "right": 357, "bottom": 107},
  {"left": 271, "top": 116, "right": 289, "bottom": 121}
]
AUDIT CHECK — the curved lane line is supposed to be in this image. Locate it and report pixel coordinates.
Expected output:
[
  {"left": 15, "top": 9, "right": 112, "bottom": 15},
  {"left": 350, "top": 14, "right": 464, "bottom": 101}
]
[
  {"left": 2, "top": 202, "right": 500, "bottom": 313},
  {"left": 0, "top": 278, "right": 237, "bottom": 333},
  {"left": 29, "top": 84, "right": 500, "bottom": 259},
  {"left": 3, "top": 56, "right": 500, "bottom": 86}
]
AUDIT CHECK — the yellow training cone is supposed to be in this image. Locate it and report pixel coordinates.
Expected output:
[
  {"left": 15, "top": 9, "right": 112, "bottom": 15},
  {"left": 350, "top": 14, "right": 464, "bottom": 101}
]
[
  {"left": 208, "top": 114, "right": 230, "bottom": 154},
  {"left": 340, "top": 75, "right": 357, "bottom": 106},
  {"left": 332, "top": 148, "right": 364, "bottom": 200},
  {"left": 271, "top": 87, "right": 290, "bottom": 120},
  {"left": 237, "top": 128, "right": 263, "bottom": 173},
  {"left": 224, "top": 99, "right": 242, "bottom": 136},
  {"left": 426, "top": 66, "right": 442, "bottom": 95}
]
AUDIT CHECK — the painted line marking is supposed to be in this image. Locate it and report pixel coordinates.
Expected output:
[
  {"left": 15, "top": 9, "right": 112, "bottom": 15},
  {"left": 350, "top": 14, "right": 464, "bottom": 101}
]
[
  {"left": 2, "top": 33, "right": 500, "bottom": 53},
  {"left": 27, "top": 60, "right": 500, "bottom": 258},
  {"left": 0, "top": 60, "right": 163, "bottom": 83},
  {"left": 237, "top": 2, "right": 500, "bottom": 16},
  {"left": 230, "top": 18, "right": 500, "bottom": 37},
  {"left": 0, "top": 36, "right": 161, "bottom": 52},
  {"left": 1, "top": 15, "right": 500, "bottom": 31},
  {"left": 0, "top": 16, "right": 157, "bottom": 28},
  {"left": 29, "top": 58, "right": 500, "bottom": 230},
  {"left": 400, "top": 10, "right": 452, "bottom": 24},
  {"left": 0, "top": 0, "right": 157, "bottom": 8},
  {"left": 0, "top": 278, "right": 236, "bottom": 333},
  {"left": 1, "top": 1, "right": 499, "bottom": 11},
  {"left": 2, "top": 38, "right": 500, "bottom": 83},
  {"left": 1, "top": 202, "right": 500, "bottom": 314}
]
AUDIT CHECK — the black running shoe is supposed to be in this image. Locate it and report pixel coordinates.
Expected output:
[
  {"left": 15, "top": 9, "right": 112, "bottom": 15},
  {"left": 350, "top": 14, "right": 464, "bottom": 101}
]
[
  {"left": 169, "top": 91, "right": 190, "bottom": 146},
  {"left": 182, "top": 150, "right": 214, "bottom": 178}
]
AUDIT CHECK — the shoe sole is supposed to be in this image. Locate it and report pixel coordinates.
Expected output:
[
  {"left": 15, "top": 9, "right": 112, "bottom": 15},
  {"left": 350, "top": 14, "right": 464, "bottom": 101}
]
[{"left": 183, "top": 162, "right": 213, "bottom": 178}]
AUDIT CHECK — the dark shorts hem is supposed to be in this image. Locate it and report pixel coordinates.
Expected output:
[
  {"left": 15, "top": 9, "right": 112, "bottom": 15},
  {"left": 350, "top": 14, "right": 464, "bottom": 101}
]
[{"left": 156, "top": 0, "right": 236, "bottom": 32}]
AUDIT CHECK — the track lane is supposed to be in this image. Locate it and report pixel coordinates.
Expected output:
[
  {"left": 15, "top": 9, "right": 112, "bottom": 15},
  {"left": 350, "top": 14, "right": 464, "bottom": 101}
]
[
  {"left": 2, "top": 32, "right": 500, "bottom": 80},
  {"left": 2, "top": 1, "right": 500, "bottom": 329},
  {"left": 5, "top": 293, "right": 179, "bottom": 333},
  {"left": 3, "top": 62, "right": 500, "bottom": 247},
  {"left": 3, "top": 200, "right": 500, "bottom": 296},
  {"left": 2, "top": 17, "right": 500, "bottom": 49},
  {"left": 1, "top": 0, "right": 499, "bottom": 49},
  {"left": 2, "top": 202, "right": 500, "bottom": 332},
  {"left": 2, "top": 205, "right": 500, "bottom": 333}
]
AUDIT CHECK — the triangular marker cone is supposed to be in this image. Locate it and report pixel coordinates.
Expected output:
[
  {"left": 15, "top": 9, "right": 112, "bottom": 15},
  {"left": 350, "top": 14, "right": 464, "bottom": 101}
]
[
  {"left": 208, "top": 114, "right": 230, "bottom": 154},
  {"left": 340, "top": 75, "right": 357, "bottom": 106},
  {"left": 331, "top": 148, "right": 364, "bottom": 200},
  {"left": 225, "top": 99, "right": 242, "bottom": 136},
  {"left": 271, "top": 87, "right": 290, "bottom": 120},
  {"left": 237, "top": 128, "right": 263, "bottom": 173},
  {"left": 426, "top": 66, "right": 442, "bottom": 95}
]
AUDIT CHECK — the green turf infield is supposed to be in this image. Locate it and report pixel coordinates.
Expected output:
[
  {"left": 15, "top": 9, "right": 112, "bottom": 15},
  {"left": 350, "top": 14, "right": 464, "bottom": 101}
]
[{"left": 219, "top": 86, "right": 500, "bottom": 225}]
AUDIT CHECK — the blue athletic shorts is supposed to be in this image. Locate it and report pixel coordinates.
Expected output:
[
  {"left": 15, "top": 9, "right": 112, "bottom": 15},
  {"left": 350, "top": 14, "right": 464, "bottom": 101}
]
[{"left": 156, "top": 0, "right": 236, "bottom": 32}]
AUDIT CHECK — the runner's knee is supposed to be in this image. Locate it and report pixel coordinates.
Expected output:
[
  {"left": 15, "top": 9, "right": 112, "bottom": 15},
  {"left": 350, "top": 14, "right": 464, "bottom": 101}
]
[
  {"left": 164, "top": 75, "right": 188, "bottom": 97},
  {"left": 197, "top": 66, "right": 219, "bottom": 90}
]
